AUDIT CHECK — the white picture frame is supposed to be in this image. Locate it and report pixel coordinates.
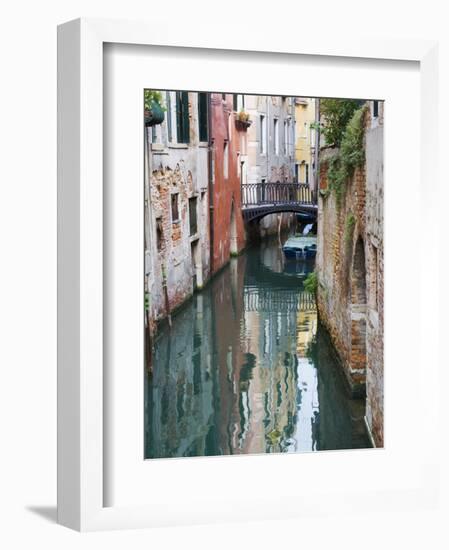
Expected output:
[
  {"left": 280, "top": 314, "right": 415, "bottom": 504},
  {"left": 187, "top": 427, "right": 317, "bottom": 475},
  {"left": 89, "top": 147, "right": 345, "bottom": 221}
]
[{"left": 57, "top": 17, "right": 440, "bottom": 531}]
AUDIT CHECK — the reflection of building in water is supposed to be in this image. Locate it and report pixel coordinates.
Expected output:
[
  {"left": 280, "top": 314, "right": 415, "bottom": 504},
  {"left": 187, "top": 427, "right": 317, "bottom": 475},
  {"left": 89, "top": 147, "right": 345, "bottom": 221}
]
[
  {"left": 145, "top": 241, "right": 370, "bottom": 459},
  {"left": 237, "top": 267, "right": 301, "bottom": 454},
  {"left": 296, "top": 308, "right": 318, "bottom": 357},
  {"left": 145, "top": 293, "right": 216, "bottom": 459}
]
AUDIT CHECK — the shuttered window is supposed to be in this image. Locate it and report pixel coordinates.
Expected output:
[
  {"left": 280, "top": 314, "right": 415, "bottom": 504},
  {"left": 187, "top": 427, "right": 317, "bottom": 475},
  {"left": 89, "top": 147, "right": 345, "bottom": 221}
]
[
  {"left": 189, "top": 197, "right": 198, "bottom": 236},
  {"left": 198, "top": 93, "right": 208, "bottom": 142},
  {"left": 176, "top": 91, "right": 190, "bottom": 143}
]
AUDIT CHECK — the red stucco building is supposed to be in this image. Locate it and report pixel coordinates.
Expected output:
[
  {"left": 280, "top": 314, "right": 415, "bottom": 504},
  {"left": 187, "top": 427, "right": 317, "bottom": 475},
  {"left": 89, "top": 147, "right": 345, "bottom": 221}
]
[{"left": 209, "top": 93, "right": 248, "bottom": 274}]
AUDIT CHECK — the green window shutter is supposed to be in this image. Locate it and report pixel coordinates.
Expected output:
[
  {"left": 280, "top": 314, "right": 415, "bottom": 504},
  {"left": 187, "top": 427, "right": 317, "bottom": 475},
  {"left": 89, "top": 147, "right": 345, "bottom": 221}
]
[
  {"left": 198, "top": 93, "right": 208, "bottom": 142},
  {"left": 176, "top": 92, "right": 182, "bottom": 142},
  {"left": 176, "top": 91, "right": 190, "bottom": 143}
]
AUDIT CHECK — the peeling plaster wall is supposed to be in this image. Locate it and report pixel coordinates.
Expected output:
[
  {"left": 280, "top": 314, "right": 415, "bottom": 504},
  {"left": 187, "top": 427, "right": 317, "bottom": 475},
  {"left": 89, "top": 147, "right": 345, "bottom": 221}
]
[{"left": 145, "top": 92, "right": 210, "bottom": 323}]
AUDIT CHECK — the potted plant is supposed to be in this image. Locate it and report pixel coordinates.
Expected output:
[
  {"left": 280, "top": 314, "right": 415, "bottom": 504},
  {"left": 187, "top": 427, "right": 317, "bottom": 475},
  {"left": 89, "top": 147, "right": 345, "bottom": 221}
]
[
  {"left": 235, "top": 110, "right": 252, "bottom": 130},
  {"left": 144, "top": 90, "right": 165, "bottom": 127}
]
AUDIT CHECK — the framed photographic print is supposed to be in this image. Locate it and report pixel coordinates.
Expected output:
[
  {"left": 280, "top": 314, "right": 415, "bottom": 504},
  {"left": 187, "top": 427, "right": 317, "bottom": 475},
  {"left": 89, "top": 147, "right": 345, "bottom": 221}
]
[{"left": 57, "top": 18, "right": 440, "bottom": 531}]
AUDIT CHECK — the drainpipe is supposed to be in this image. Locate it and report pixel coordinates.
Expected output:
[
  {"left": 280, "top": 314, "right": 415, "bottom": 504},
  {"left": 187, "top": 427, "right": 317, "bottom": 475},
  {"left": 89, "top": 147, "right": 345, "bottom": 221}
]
[{"left": 208, "top": 92, "right": 215, "bottom": 275}]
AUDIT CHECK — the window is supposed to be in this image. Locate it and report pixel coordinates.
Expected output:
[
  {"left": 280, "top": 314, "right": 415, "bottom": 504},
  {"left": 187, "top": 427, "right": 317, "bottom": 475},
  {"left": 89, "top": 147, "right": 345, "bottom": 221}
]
[
  {"left": 310, "top": 124, "right": 315, "bottom": 147},
  {"left": 373, "top": 100, "right": 379, "bottom": 118},
  {"left": 233, "top": 94, "right": 245, "bottom": 112},
  {"left": 171, "top": 193, "right": 179, "bottom": 222},
  {"left": 198, "top": 92, "right": 208, "bottom": 142},
  {"left": 156, "top": 217, "right": 163, "bottom": 251},
  {"left": 295, "top": 164, "right": 299, "bottom": 183},
  {"left": 189, "top": 197, "right": 198, "bottom": 236},
  {"left": 223, "top": 141, "right": 229, "bottom": 179},
  {"left": 284, "top": 120, "right": 288, "bottom": 155},
  {"left": 176, "top": 91, "right": 190, "bottom": 143},
  {"left": 274, "top": 118, "right": 279, "bottom": 155},
  {"left": 260, "top": 115, "right": 266, "bottom": 155},
  {"left": 305, "top": 164, "right": 309, "bottom": 184}
]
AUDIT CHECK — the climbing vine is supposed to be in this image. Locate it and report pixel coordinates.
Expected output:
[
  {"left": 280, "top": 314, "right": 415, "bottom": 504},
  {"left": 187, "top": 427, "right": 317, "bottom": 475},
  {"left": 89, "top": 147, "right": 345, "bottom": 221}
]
[
  {"left": 326, "top": 104, "right": 368, "bottom": 207},
  {"left": 344, "top": 212, "right": 356, "bottom": 244},
  {"left": 318, "top": 98, "right": 363, "bottom": 147},
  {"left": 304, "top": 271, "right": 318, "bottom": 295}
]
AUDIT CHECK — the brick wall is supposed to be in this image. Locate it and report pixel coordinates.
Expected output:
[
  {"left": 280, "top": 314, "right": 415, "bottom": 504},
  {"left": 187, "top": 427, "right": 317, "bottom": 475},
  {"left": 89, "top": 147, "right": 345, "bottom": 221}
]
[{"left": 316, "top": 105, "right": 384, "bottom": 446}]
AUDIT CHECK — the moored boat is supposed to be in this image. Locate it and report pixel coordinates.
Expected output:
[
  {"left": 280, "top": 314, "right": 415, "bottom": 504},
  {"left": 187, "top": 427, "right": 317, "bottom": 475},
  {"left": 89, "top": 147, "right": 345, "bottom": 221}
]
[{"left": 282, "top": 235, "right": 317, "bottom": 260}]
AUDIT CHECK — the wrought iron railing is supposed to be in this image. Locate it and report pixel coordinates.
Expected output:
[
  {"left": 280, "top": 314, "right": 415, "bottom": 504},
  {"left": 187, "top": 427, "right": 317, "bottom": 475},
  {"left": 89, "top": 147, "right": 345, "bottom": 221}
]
[{"left": 241, "top": 182, "right": 315, "bottom": 208}]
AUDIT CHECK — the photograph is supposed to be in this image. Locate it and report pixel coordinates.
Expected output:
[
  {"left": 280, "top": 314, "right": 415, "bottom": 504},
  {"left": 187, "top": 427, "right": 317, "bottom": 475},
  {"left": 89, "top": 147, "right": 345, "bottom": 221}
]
[{"left": 143, "top": 90, "right": 384, "bottom": 459}]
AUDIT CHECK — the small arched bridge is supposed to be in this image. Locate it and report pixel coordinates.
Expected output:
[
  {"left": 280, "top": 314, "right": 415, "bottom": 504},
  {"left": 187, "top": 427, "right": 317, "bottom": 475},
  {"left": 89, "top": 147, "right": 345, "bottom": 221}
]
[{"left": 241, "top": 182, "right": 317, "bottom": 223}]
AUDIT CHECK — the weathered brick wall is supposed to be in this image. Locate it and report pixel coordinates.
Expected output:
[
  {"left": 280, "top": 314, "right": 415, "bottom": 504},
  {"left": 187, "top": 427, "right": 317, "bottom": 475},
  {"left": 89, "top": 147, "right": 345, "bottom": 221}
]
[
  {"left": 316, "top": 106, "right": 384, "bottom": 447},
  {"left": 149, "top": 162, "right": 210, "bottom": 320},
  {"left": 316, "top": 149, "right": 367, "bottom": 394}
]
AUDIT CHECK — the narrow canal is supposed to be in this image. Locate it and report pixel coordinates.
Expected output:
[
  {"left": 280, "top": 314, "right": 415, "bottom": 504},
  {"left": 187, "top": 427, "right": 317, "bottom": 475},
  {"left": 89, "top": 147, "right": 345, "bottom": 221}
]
[{"left": 145, "top": 237, "right": 370, "bottom": 459}]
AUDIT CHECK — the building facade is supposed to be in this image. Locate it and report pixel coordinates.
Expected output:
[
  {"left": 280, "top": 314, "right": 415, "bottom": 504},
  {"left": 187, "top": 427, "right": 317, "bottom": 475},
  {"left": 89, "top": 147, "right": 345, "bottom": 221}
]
[
  {"left": 209, "top": 93, "right": 247, "bottom": 274},
  {"left": 294, "top": 97, "right": 317, "bottom": 189},
  {"left": 245, "top": 95, "right": 297, "bottom": 236},
  {"left": 144, "top": 91, "right": 211, "bottom": 326}
]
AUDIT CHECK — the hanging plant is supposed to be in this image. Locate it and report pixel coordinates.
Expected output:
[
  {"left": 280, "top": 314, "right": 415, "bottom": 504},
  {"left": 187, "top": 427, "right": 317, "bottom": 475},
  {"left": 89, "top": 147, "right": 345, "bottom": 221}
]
[
  {"left": 235, "top": 110, "right": 252, "bottom": 130},
  {"left": 144, "top": 89, "right": 165, "bottom": 127}
]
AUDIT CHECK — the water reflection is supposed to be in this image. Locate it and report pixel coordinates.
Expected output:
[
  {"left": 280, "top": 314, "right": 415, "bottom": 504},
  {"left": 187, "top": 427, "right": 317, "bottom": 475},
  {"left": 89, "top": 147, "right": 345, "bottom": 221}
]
[{"left": 145, "top": 240, "right": 370, "bottom": 459}]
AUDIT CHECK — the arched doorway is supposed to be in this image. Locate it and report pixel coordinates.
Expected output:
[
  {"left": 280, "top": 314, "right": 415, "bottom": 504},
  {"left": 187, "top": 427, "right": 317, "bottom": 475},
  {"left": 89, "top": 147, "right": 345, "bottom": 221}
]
[{"left": 350, "top": 236, "right": 367, "bottom": 391}]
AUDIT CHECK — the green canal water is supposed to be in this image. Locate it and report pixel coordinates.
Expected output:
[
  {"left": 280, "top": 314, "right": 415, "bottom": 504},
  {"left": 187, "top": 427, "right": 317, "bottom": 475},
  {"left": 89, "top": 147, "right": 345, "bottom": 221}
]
[{"left": 145, "top": 239, "right": 370, "bottom": 459}]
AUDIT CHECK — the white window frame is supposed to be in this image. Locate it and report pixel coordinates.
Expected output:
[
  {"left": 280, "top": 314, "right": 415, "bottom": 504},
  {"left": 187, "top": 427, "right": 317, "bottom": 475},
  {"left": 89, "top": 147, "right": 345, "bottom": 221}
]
[
  {"left": 260, "top": 114, "right": 267, "bottom": 155},
  {"left": 274, "top": 117, "right": 279, "bottom": 155}
]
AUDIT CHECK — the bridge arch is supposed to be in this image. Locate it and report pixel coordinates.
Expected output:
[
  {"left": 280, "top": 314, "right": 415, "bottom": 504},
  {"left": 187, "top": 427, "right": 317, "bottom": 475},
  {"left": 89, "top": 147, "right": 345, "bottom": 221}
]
[
  {"left": 241, "top": 182, "right": 317, "bottom": 223},
  {"left": 243, "top": 205, "right": 317, "bottom": 224}
]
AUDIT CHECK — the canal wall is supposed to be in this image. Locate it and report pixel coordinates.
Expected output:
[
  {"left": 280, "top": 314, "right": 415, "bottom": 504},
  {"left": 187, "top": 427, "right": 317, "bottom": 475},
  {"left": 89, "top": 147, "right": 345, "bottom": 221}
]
[{"left": 316, "top": 102, "right": 384, "bottom": 447}]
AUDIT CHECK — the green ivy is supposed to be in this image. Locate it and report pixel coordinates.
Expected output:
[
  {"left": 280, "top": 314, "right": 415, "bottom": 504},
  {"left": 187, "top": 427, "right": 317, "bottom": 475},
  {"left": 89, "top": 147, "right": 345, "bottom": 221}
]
[
  {"left": 326, "top": 105, "right": 367, "bottom": 207},
  {"left": 344, "top": 212, "right": 356, "bottom": 244},
  {"left": 304, "top": 271, "right": 318, "bottom": 295},
  {"left": 319, "top": 98, "right": 363, "bottom": 147}
]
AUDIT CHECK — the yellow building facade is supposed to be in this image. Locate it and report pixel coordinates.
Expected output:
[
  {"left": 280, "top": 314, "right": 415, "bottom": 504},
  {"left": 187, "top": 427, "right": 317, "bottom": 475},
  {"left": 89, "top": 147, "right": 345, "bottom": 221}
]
[{"left": 295, "top": 97, "right": 317, "bottom": 186}]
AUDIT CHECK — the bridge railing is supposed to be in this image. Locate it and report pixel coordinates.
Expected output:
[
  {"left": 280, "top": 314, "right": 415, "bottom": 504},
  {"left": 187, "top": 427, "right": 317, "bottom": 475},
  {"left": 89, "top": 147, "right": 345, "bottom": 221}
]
[
  {"left": 244, "top": 288, "right": 317, "bottom": 312},
  {"left": 241, "top": 182, "right": 316, "bottom": 208}
]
